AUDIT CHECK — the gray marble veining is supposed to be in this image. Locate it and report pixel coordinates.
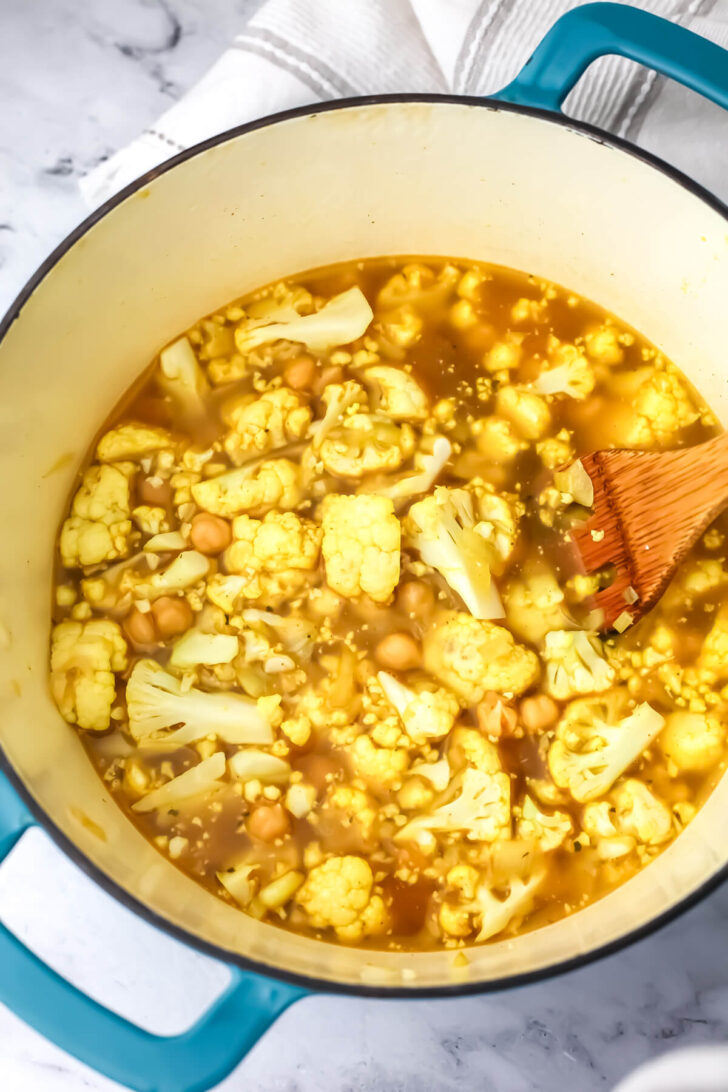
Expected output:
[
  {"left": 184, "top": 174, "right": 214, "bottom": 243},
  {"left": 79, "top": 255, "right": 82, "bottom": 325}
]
[{"left": 2, "top": 1, "right": 728, "bottom": 1090}]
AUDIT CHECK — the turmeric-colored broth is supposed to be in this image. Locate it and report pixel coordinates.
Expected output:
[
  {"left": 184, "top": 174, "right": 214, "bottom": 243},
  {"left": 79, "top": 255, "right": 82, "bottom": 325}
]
[{"left": 50, "top": 257, "right": 728, "bottom": 950}]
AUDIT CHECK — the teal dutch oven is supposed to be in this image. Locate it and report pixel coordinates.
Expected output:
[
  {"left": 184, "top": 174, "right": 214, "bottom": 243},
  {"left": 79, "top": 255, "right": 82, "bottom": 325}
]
[{"left": 0, "top": 5, "right": 727, "bottom": 1090}]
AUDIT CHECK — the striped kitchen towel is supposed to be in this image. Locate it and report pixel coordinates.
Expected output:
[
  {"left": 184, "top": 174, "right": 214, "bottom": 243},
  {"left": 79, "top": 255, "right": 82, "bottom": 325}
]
[{"left": 80, "top": 0, "right": 728, "bottom": 207}]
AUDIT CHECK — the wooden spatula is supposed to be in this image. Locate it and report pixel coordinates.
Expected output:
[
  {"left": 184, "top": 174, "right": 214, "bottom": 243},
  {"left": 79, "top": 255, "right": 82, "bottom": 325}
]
[{"left": 570, "top": 431, "right": 728, "bottom": 632}]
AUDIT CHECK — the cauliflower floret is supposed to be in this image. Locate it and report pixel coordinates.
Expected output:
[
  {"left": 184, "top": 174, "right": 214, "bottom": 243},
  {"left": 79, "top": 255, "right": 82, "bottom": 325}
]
[
  {"left": 446, "top": 863, "right": 480, "bottom": 901},
  {"left": 504, "top": 563, "right": 569, "bottom": 645},
  {"left": 359, "top": 675, "right": 407, "bottom": 747},
  {"left": 548, "top": 691, "right": 665, "bottom": 802},
  {"left": 191, "top": 458, "right": 302, "bottom": 517},
  {"left": 532, "top": 341, "right": 595, "bottom": 400},
  {"left": 630, "top": 367, "right": 700, "bottom": 444},
  {"left": 321, "top": 494, "right": 400, "bottom": 603},
  {"left": 325, "top": 784, "right": 379, "bottom": 840},
  {"left": 495, "top": 387, "right": 552, "bottom": 441},
  {"left": 472, "top": 487, "right": 524, "bottom": 575},
  {"left": 50, "top": 619, "right": 128, "bottom": 731},
  {"left": 565, "top": 573, "right": 601, "bottom": 604},
  {"left": 193, "top": 316, "right": 235, "bottom": 361},
  {"left": 337, "top": 892, "right": 389, "bottom": 941},
  {"left": 137, "top": 550, "right": 209, "bottom": 601},
  {"left": 207, "top": 571, "right": 311, "bottom": 612},
  {"left": 517, "top": 796, "right": 573, "bottom": 851},
  {"left": 158, "top": 335, "right": 210, "bottom": 419},
  {"left": 536, "top": 428, "right": 575, "bottom": 470},
  {"left": 78, "top": 553, "right": 150, "bottom": 611},
  {"left": 511, "top": 297, "right": 546, "bottom": 325},
  {"left": 376, "top": 305, "right": 423, "bottom": 350},
  {"left": 126, "top": 658, "right": 277, "bottom": 745},
  {"left": 234, "top": 282, "right": 313, "bottom": 342},
  {"left": 582, "top": 779, "right": 673, "bottom": 847},
  {"left": 396, "top": 767, "right": 511, "bottom": 845},
  {"left": 205, "top": 573, "right": 248, "bottom": 614},
  {"left": 346, "top": 734, "right": 410, "bottom": 787},
  {"left": 310, "top": 381, "right": 367, "bottom": 451},
  {"left": 542, "top": 630, "right": 615, "bottom": 700},
  {"left": 449, "top": 726, "right": 501, "bottom": 773},
  {"left": 96, "top": 423, "right": 173, "bottom": 463},
  {"left": 472, "top": 416, "right": 527, "bottom": 463},
  {"left": 318, "top": 414, "right": 415, "bottom": 478},
  {"left": 225, "top": 511, "right": 320, "bottom": 583},
  {"left": 296, "top": 855, "right": 388, "bottom": 940},
  {"left": 222, "top": 388, "right": 312, "bottom": 465},
  {"left": 440, "top": 870, "right": 544, "bottom": 942},
  {"left": 60, "top": 463, "right": 135, "bottom": 568},
  {"left": 376, "top": 263, "right": 459, "bottom": 312},
  {"left": 662, "top": 558, "right": 728, "bottom": 611},
  {"left": 438, "top": 900, "right": 478, "bottom": 939},
  {"left": 132, "top": 506, "right": 169, "bottom": 536},
  {"left": 236, "top": 286, "right": 373, "bottom": 354},
  {"left": 363, "top": 365, "right": 429, "bottom": 421},
  {"left": 280, "top": 715, "right": 313, "bottom": 747},
  {"left": 584, "top": 325, "right": 625, "bottom": 366},
  {"left": 369, "top": 717, "right": 413, "bottom": 751},
  {"left": 397, "top": 778, "right": 436, "bottom": 811},
  {"left": 406, "top": 487, "right": 504, "bottom": 619},
  {"left": 610, "top": 780, "right": 673, "bottom": 845},
  {"left": 372, "top": 434, "right": 452, "bottom": 505},
  {"left": 697, "top": 604, "right": 728, "bottom": 682},
  {"left": 483, "top": 332, "right": 523, "bottom": 375},
  {"left": 292, "top": 689, "right": 331, "bottom": 731},
  {"left": 377, "top": 671, "right": 459, "bottom": 744},
  {"left": 423, "top": 611, "right": 539, "bottom": 703},
  {"left": 241, "top": 610, "right": 317, "bottom": 659},
  {"left": 659, "top": 711, "right": 725, "bottom": 772},
  {"left": 455, "top": 268, "right": 484, "bottom": 301},
  {"left": 552, "top": 459, "right": 594, "bottom": 508},
  {"left": 473, "top": 874, "right": 544, "bottom": 940},
  {"left": 579, "top": 800, "right": 616, "bottom": 840}
]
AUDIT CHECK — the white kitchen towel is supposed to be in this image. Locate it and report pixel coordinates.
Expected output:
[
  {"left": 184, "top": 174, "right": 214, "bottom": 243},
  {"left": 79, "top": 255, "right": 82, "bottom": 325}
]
[
  {"left": 80, "top": 0, "right": 728, "bottom": 208},
  {"left": 612, "top": 1044, "right": 728, "bottom": 1091}
]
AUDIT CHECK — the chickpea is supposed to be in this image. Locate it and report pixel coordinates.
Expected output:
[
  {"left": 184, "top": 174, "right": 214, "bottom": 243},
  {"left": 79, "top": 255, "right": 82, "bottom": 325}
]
[
  {"left": 374, "top": 632, "right": 422, "bottom": 671},
  {"left": 464, "top": 323, "right": 496, "bottom": 354},
  {"left": 189, "top": 512, "right": 232, "bottom": 555},
  {"left": 396, "top": 580, "right": 435, "bottom": 618},
  {"left": 247, "top": 803, "right": 290, "bottom": 843},
  {"left": 123, "top": 608, "right": 158, "bottom": 647},
  {"left": 152, "top": 596, "right": 194, "bottom": 639},
  {"left": 283, "top": 354, "right": 316, "bottom": 390},
  {"left": 312, "top": 364, "right": 343, "bottom": 395},
  {"left": 138, "top": 477, "right": 172, "bottom": 507},
  {"left": 519, "top": 694, "right": 559, "bottom": 732}
]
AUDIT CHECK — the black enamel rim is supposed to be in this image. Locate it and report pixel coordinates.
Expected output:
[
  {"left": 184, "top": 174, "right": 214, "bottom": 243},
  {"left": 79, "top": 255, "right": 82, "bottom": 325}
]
[{"left": 2, "top": 93, "right": 727, "bottom": 1001}]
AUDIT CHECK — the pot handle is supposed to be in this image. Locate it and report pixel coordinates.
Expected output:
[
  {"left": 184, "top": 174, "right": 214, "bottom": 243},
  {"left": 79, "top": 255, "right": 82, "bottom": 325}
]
[
  {"left": 0, "top": 769, "right": 306, "bottom": 1092},
  {"left": 494, "top": 1, "right": 728, "bottom": 113}
]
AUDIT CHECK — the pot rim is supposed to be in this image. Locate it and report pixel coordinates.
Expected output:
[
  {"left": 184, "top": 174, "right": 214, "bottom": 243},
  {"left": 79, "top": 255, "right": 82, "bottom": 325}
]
[{"left": 2, "top": 92, "right": 727, "bottom": 999}]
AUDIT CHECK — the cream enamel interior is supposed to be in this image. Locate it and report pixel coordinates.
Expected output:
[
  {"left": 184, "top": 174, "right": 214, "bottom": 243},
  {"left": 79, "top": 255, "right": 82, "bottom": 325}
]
[{"left": 1, "top": 101, "right": 727, "bottom": 990}]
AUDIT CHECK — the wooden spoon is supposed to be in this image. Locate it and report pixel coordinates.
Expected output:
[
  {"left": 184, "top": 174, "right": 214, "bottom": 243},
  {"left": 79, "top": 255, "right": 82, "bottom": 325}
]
[{"left": 570, "top": 431, "right": 728, "bottom": 631}]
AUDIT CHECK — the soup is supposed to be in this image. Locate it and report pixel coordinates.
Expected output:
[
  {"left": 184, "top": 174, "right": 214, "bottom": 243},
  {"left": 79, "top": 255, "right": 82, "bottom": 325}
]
[{"left": 49, "top": 257, "right": 728, "bottom": 951}]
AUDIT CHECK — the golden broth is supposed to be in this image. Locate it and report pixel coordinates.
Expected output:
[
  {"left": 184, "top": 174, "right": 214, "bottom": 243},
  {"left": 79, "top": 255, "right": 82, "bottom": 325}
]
[{"left": 50, "top": 257, "right": 727, "bottom": 951}]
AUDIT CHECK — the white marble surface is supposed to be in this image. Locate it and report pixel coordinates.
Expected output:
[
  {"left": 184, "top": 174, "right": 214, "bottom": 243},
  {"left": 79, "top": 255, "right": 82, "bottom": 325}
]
[{"left": 2, "top": 2, "right": 728, "bottom": 1090}]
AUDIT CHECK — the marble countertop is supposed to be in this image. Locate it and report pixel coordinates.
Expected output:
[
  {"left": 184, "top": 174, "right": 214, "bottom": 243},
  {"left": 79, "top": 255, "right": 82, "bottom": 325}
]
[{"left": 2, "top": 2, "right": 728, "bottom": 1090}]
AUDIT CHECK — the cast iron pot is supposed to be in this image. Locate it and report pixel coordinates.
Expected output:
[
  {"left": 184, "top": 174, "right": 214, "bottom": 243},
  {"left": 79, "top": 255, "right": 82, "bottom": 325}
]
[{"left": 0, "top": 5, "right": 727, "bottom": 1091}]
